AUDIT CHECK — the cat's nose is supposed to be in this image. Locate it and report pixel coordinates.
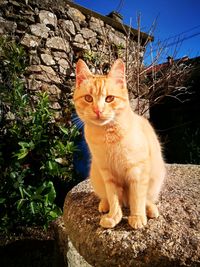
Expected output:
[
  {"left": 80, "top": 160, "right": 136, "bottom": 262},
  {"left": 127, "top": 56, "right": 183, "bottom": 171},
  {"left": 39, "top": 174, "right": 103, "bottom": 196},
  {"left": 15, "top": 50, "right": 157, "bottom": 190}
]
[{"left": 93, "top": 107, "right": 102, "bottom": 118}]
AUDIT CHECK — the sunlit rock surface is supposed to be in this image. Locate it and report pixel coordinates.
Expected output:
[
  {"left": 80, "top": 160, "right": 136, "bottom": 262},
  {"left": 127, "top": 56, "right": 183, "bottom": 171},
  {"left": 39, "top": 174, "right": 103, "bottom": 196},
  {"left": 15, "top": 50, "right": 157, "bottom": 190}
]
[{"left": 59, "top": 164, "right": 200, "bottom": 266}]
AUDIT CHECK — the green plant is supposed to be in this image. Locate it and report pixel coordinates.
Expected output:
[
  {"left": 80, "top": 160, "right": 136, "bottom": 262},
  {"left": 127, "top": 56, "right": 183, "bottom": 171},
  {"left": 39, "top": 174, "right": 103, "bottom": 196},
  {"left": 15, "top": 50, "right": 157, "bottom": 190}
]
[
  {"left": 82, "top": 50, "right": 102, "bottom": 70},
  {"left": 0, "top": 37, "right": 78, "bottom": 232}
]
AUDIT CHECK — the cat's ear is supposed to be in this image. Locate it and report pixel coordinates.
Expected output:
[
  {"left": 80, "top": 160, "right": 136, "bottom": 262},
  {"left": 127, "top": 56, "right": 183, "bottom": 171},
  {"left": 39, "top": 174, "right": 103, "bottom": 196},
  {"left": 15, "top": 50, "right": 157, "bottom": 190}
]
[
  {"left": 108, "top": 59, "right": 125, "bottom": 85},
  {"left": 76, "top": 59, "right": 92, "bottom": 87}
]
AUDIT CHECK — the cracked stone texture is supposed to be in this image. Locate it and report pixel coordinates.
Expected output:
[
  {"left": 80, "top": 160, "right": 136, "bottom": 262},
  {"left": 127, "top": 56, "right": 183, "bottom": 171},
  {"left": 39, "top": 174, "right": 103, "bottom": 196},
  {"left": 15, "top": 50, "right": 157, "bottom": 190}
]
[
  {"left": 0, "top": 17, "right": 17, "bottom": 34},
  {"left": 30, "top": 23, "right": 50, "bottom": 38},
  {"left": 38, "top": 10, "right": 57, "bottom": 28},
  {"left": 46, "top": 37, "right": 70, "bottom": 52},
  {"left": 40, "top": 53, "right": 55, "bottom": 66},
  {"left": 21, "top": 33, "right": 41, "bottom": 48},
  {"left": 62, "top": 164, "right": 200, "bottom": 267},
  {"left": 26, "top": 65, "right": 61, "bottom": 84},
  {"left": 59, "top": 19, "right": 76, "bottom": 36}
]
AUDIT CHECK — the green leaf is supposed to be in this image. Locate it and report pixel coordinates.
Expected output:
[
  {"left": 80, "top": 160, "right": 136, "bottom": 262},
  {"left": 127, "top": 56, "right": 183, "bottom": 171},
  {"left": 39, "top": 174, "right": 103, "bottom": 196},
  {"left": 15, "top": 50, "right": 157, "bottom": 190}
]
[
  {"left": 19, "top": 186, "right": 24, "bottom": 198},
  {"left": 10, "top": 172, "right": 17, "bottom": 179},
  {"left": 48, "top": 161, "right": 53, "bottom": 170},
  {"left": 59, "top": 126, "right": 69, "bottom": 135},
  {"left": 17, "top": 199, "right": 25, "bottom": 210},
  {"left": 49, "top": 211, "right": 59, "bottom": 219},
  {"left": 44, "top": 181, "right": 56, "bottom": 204},
  {"left": 0, "top": 198, "right": 6, "bottom": 204},
  {"left": 18, "top": 141, "right": 29, "bottom": 148},
  {"left": 23, "top": 188, "right": 31, "bottom": 198},
  {"left": 35, "top": 183, "right": 46, "bottom": 196},
  {"left": 18, "top": 141, "right": 35, "bottom": 149},
  {"left": 30, "top": 202, "right": 35, "bottom": 214},
  {"left": 15, "top": 149, "right": 29, "bottom": 159}
]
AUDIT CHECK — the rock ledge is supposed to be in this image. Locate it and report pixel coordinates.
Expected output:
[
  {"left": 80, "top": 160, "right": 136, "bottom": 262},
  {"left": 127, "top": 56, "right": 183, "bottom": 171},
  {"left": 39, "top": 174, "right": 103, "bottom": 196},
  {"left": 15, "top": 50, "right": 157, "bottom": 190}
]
[{"left": 62, "top": 164, "right": 200, "bottom": 267}]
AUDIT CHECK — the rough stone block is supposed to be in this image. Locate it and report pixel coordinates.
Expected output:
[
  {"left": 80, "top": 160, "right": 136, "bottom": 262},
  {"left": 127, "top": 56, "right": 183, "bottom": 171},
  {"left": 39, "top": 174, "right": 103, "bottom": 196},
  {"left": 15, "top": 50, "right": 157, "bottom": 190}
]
[
  {"left": 20, "top": 33, "right": 41, "bottom": 48},
  {"left": 0, "top": 17, "right": 17, "bottom": 34},
  {"left": 59, "top": 19, "right": 76, "bottom": 36},
  {"left": 38, "top": 10, "right": 57, "bottom": 28},
  {"left": 46, "top": 37, "right": 70, "bottom": 53},
  {"left": 30, "top": 23, "right": 50, "bottom": 38},
  {"left": 73, "top": 33, "right": 84, "bottom": 44},
  {"left": 41, "top": 83, "right": 61, "bottom": 97},
  {"left": 52, "top": 51, "right": 68, "bottom": 60},
  {"left": 80, "top": 28, "right": 97, "bottom": 39},
  {"left": 27, "top": 65, "right": 61, "bottom": 84},
  {"left": 60, "top": 164, "right": 200, "bottom": 267},
  {"left": 89, "top": 17, "right": 104, "bottom": 35},
  {"left": 58, "top": 58, "right": 70, "bottom": 75},
  {"left": 41, "top": 53, "right": 56, "bottom": 66},
  {"left": 27, "top": 78, "right": 42, "bottom": 91},
  {"left": 66, "top": 6, "right": 86, "bottom": 24}
]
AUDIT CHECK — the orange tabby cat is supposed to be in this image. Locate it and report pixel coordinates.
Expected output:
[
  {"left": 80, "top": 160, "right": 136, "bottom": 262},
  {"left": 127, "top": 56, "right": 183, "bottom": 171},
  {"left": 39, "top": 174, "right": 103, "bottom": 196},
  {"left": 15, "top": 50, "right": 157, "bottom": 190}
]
[{"left": 73, "top": 58, "right": 166, "bottom": 229}]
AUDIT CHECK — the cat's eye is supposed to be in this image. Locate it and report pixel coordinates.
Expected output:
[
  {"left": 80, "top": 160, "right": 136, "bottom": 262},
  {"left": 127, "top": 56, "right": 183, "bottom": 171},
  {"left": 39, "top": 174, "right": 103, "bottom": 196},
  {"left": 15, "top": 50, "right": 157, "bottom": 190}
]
[
  {"left": 84, "top": 95, "right": 93, "bottom": 102},
  {"left": 105, "top": 95, "right": 115, "bottom": 103}
]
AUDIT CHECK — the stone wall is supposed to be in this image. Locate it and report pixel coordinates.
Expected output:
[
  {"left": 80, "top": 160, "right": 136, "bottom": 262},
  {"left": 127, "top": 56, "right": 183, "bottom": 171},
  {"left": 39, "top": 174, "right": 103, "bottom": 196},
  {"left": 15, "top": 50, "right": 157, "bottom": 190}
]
[{"left": 0, "top": 0, "right": 149, "bottom": 118}]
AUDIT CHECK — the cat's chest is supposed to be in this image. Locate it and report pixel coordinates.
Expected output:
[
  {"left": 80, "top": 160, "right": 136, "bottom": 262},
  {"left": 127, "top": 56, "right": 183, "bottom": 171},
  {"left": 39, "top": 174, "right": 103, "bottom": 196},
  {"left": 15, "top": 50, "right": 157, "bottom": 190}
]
[
  {"left": 88, "top": 129, "right": 131, "bottom": 171},
  {"left": 85, "top": 123, "right": 124, "bottom": 146},
  {"left": 105, "top": 141, "right": 131, "bottom": 170},
  {"left": 86, "top": 124, "right": 147, "bottom": 172},
  {"left": 104, "top": 124, "right": 124, "bottom": 144}
]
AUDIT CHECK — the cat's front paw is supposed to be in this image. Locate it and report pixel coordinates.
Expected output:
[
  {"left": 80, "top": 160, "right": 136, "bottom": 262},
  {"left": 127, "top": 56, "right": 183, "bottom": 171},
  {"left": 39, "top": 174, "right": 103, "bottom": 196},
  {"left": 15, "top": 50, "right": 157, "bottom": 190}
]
[
  {"left": 100, "top": 209, "right": 122, "bottom": 228},
  {"left": 128, "top": 215, "right": 147, "bottom": 229},
  {"left": 146, "top": 203, "right": 159, "bottom": 218},
  {"left": 100, "top": 216, "right": 116, "bottom": 228},
  {"left": 98, "top": 199, "right": 109, "bottom": 213}
]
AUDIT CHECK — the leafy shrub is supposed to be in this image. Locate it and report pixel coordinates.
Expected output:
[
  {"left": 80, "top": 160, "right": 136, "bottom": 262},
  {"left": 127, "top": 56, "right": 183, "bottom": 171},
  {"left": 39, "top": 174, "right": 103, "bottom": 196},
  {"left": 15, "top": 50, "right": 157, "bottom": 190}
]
[{"left": 0, "top": 37, "right": 77, "bottom": 232}]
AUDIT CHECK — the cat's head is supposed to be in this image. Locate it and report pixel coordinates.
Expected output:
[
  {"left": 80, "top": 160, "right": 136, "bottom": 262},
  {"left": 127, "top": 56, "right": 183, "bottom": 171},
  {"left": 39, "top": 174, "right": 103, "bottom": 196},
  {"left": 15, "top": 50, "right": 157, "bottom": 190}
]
[{"left": 73, "top": 59, "right": 129, "bottom": 126}]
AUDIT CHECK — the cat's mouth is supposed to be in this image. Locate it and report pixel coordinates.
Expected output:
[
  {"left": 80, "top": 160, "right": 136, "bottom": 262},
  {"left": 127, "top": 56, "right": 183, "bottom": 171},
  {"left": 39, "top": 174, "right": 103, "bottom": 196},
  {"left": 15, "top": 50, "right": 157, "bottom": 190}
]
[
  {"left": 90, "top": 115, "right": 114, "bottom": 125},
  {"left": 77, "top": 111, "right": 114, "bottom": 126}
]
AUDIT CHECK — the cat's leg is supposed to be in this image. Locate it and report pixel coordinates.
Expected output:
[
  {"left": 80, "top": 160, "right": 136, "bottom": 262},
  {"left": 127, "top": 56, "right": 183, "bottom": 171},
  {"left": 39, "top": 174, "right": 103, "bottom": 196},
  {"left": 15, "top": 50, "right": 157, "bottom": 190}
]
[
  {"left": 128, "top": 166, "right": 149, "bottom": 229},
  {"left": 146, "top": 201, "right": 159, "bottom": 219},
  {"left": 146, "top": 162, "right": 166, "bottom": 218},
  {"left": 100, "top": 178, "right": 123, "bottom": 228},
  {"left": 90, "top": 162, "right": 109, "bottom": 213},
  {"left": 90, "top": 164, "right": 122, "bottom": 228}
]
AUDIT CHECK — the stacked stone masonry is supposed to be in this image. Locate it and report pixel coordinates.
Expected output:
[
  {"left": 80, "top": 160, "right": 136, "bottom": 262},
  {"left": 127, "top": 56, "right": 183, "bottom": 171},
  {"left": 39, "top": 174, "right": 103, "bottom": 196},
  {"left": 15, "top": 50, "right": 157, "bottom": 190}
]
[{"left": 0, "top": 0, "right": 147, "bottom": 117}]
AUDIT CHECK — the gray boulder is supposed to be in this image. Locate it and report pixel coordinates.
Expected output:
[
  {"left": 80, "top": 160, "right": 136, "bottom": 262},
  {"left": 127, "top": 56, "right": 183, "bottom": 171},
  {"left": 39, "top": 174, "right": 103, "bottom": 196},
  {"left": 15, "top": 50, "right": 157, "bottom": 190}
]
[{"left": 57, "top": 164, "right": 200, "bottom": 266}]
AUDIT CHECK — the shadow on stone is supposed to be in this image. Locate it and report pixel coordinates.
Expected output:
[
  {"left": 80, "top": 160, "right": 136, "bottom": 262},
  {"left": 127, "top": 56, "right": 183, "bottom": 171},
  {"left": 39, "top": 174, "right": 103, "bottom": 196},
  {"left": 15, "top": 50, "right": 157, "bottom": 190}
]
[{"left": 0, "top": 239, "right": 55, "bottom": 267}]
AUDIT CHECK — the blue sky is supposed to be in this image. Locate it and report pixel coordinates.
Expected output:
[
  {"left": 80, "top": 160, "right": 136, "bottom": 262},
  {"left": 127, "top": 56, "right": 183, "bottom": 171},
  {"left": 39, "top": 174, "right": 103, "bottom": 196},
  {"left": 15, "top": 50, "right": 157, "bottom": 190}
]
[{"left": 74, "top": 0, "right": 200, "bottom": 64}]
